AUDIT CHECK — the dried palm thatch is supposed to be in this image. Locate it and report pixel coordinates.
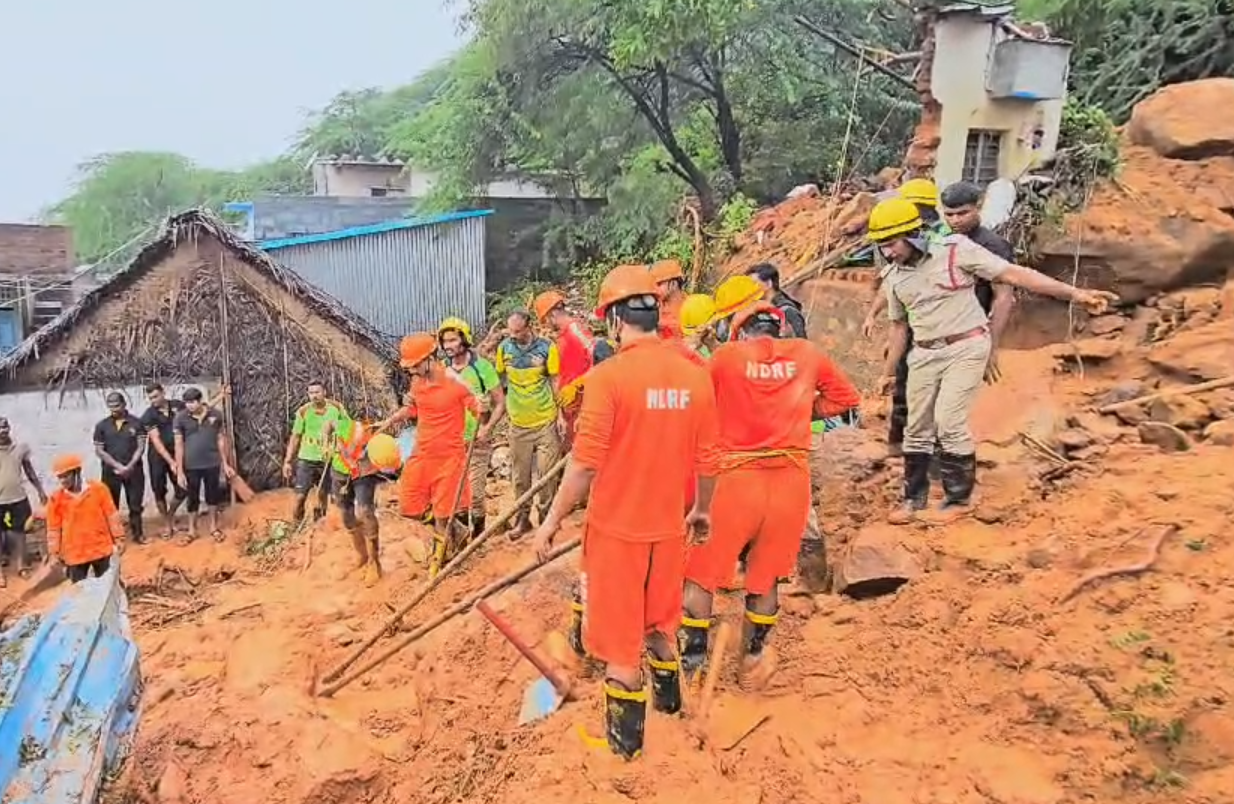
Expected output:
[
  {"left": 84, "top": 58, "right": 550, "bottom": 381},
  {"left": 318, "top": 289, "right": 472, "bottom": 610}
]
[{"left": 0, "top": 209, "right": 402, "bottom": 489}]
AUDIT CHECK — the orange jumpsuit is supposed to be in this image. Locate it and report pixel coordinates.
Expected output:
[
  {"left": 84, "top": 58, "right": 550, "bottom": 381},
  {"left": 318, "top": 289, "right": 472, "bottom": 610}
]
[
  {"left": 554, "top": 315, "right": 598, "bottom": 449},
  {"left": 572, "top": 339, "right": 719, "bottom": 668},
  {"left": 685, "top": 337, "right": 860, "bottom": 595},
  {"left": 398, "top": 368, "right": 481, "bottom": 520}
]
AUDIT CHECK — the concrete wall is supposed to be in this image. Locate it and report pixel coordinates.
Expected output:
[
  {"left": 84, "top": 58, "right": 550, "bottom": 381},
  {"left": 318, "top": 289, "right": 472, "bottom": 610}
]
[
  {"left": 311, "top": 162, "right": 409, "bottom": 197},
  {"left": 248, "top": 195, "right": 605, "bottom": 293},
  {"left": 932, "top": 14, "right": 1065, "bottom": 187},
  {"left": 0, "top": 224, "right": 74, "bottom": 275}
]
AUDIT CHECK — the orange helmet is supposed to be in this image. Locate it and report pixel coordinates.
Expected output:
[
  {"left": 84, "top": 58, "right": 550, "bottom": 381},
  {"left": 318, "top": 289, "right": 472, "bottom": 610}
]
[
  {"left": 52, "top": 454, "right": 83, "bottom": 476},
  {"left": 649, "top": 259, "right": 685, "bottom": 284},
  {"left": 728, "top": 301, "right": 785, "bottom": 341},
  {"left": 533, "top": 290, "right": 567, "bottom": 322},
  {"left": 594, "top": 264, "right": 659, "bottom": 318},
  {"left": 398, "top": 333, "right": 438, "bottom": 367}
]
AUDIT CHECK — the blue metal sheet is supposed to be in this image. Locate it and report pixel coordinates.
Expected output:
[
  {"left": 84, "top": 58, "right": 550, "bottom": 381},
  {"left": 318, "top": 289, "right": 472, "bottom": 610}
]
[
  {"left": 259, "top": 209, "right": 494, "bottom": 250},
  {"left": 0, "top": 310, "right": 20, "bottom": 354},
  {"left": 259, "top": 213, "right": 488, "bottom": 338},
  {"left": 0, "top": 562, "right": 141, "bottom": 803}
]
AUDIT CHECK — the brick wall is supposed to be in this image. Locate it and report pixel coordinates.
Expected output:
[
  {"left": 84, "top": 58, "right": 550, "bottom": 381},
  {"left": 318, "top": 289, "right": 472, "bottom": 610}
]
[{"left": 0, "top": 224, "right": 74, "bottom": 275}]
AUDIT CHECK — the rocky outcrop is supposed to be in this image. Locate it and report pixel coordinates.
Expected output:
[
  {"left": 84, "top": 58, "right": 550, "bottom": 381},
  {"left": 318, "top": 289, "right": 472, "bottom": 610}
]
[
  {"left": 1127, "top": 79, "right": 1234, "bottom": 160},
  {"left": 1146, "top": 321, "right": 1234, "bottom": 383},
  {"left": 833, "top": 525, "right": 923, "bottom": 598},
  {"left": 1038, "top": 80, "right": 1234, "bottom": 303}
]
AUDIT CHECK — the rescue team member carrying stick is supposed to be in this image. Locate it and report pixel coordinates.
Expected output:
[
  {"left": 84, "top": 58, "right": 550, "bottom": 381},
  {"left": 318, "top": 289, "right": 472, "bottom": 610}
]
[
  {"left": 869, "top": 197, "right": 1117, "bottom": 523},
  {"left": 45, "top": 454, "right": 124, "bottom": 583},
  {"left": 377, "top": 333, "right": 482, "bottom": 576},
  {"left": 438, "top": 317, "right": 504, "bottom": 538},
  {"left": 533, "top": 290, "right": 596, "bottom": 451},
  {"left": 532, "top": 264, "right": 720, "bottom": 761},
  {"left": 282, "top": 381, "right": 347, "bottom": 524},
  {"left": 680, "top": 302, "right": 861, "bottom": 688}
]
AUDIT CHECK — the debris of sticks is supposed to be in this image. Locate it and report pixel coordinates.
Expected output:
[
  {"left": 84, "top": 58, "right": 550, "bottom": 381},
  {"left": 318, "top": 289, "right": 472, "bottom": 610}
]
[
  {"left": 1058, "top": 523, "right": 1180, "bottom": 604},
  {"left": 1097, "top": 376, "right": 1234, "bottom": 415}
]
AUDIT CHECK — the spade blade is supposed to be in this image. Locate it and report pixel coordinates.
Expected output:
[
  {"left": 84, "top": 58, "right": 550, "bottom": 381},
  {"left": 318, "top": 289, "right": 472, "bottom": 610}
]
[{"left": 518, "top": 677, "right": 563, "bottom": 725}]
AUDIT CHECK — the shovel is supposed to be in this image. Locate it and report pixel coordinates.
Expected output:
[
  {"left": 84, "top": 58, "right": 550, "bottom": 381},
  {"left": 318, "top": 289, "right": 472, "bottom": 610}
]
[{"left": 474, "top": 599, "right": 573, "bottom": 725}]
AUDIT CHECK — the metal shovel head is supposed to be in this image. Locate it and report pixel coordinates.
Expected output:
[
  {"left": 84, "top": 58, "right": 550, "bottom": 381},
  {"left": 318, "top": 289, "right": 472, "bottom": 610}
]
[{"left": 519, "top": 676, "right": 563, "bottom": 725}]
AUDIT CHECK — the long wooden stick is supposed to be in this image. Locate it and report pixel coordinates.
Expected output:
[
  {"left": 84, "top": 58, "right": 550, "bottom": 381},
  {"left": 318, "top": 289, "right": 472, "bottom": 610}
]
[
  {"left": 320, "top": 454, "right": 569, "bottom": 683},
  {"left": 317, "top": 537, "right": 580, "bottom": 698},
  {"left": 1058, "top": 524, "right": 1178, "bottom": 604},
  {"left": 1097, "top": 376, "right": 1234, "bottom": 414},
  {"left": 475, "top": 600, "right": 573, "bottom": 699}
]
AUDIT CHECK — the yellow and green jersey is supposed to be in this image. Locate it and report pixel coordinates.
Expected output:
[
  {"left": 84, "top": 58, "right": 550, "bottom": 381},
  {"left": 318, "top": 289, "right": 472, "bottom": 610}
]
[{"left": 494, "top": 336, "right": 560, "bottom": 429}]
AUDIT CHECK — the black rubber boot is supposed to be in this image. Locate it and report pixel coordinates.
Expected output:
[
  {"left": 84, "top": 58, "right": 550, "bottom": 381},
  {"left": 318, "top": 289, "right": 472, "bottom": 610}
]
[
  {"left": 678, "top": 616, "right": 710, "bottom": 682},
  {"left": 648, "top": 657, "right": 683, "bottom": 715},
  {"left": 889, "top": 451, "right": 932, "bottom": 524},
  {"left": 938, "top": 452, "right": 977, "bottom": 509},
  {"left": 292, "top": 494, "right": 308, "bottom": 523},
  {"left": 603, "top": 681, "right": 647, "bottom": 761},
  {"left": 743, "top": 608, "right": 777, "bottom": 659},
  {"left": 567, "top": 581, "right": 586, "bottom": 658},
  {"left": 796, "top": 538, "right": 829, "bottom": 592}
]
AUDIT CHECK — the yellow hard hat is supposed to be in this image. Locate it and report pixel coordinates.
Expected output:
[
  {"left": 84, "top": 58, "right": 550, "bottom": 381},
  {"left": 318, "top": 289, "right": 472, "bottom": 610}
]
[
  {"left": 867, "top": 197, "right": 924, "bottom": 243},
  {"left": 713, "top": 274, "right": 764, "bottom": 319},
  {"left": 679, "top": 294, "right": 717, "bottom": 337},
  {"left": 366, "top": 432, "right": 402, "bottom": 472},
  {"left": 436, "top": 316, "right": 473, "bottom": 346},
  {"left": 898, "top": 177, "right": 940, "bottom": 208}
]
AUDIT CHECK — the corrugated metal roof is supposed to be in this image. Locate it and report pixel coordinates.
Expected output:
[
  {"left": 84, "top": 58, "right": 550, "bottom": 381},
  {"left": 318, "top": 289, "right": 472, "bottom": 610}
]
[
  {"left": 261, "top": 213, "right": 488, "bottom": 338},
  {"left": 258, "top": 209, "right": 494, "bottom": 250}
]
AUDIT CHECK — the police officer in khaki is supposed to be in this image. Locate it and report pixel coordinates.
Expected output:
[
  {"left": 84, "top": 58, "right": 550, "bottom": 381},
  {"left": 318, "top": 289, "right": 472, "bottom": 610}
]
[{"left": 868, "top": 197, "right": 1117, "bottom": 524}]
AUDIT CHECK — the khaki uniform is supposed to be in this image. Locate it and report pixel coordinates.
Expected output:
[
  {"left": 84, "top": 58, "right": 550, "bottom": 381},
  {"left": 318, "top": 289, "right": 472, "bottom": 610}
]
[{"left": 885, "top": 235, "right": 1010, "bottom": 456}]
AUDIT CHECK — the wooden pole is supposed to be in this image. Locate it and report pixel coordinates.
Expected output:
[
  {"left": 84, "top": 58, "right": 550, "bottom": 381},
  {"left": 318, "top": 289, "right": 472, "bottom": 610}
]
[
  {"left": 1096, "top": 376, "right": 1234, "bottom": 414},
  {"left": 317, "top": 537, "right": 580, "bottom": 698},
  {"left": 320, "top": 454, "right": 570, "bottom": 683},
  {"left": 217, "top": 255, "right": 239, "bottom": 505}
]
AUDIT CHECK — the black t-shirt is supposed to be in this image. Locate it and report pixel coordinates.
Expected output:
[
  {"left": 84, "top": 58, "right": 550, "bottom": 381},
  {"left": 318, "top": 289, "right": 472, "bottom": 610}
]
[
  {"left": 173, "top": 407, "right": 227, "bottom": 471},
  {"left": 93, "top": 413, "right": 145, "bottom": 471},
  {"left": 966, "top": 227, "right": 1015, "bottom": 316},
  {"left": 140, "top": 399, "right": 187, "bottom": 452}
]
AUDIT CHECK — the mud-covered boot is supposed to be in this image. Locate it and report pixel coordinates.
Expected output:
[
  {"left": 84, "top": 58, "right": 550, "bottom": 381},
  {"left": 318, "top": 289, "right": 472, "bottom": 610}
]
[
  {"left": 739, "top": 609, "right": 779, "bottom": 691},
  {"left": 347, "top": 524, "right": 370, "bottom": 572},
  {"left": 795, "top": 537, "right": 830, "bottom": 593},
  {"left": 648, "top": 657, "right": 683, "bottom": 715},
  {"left": 677, "top": 616, "right": 711, "bottom": 684},
  {"left": 918, "top": 452, "right": 976, "bottom": 526},
  {"left": 428, "top": 532, "right": 448, "bottom": 578},
  {"left": 888, "top": 451, "right": 931, "bottom": 525},
  {"left": 603, "top": 681, "right": 647, "bottom": 760},
  {"left": 567, "top": 582, "right": 587, "bottom": 658},
  {"left": 363, "top": 520, "right": 382, "bottom": 587}
]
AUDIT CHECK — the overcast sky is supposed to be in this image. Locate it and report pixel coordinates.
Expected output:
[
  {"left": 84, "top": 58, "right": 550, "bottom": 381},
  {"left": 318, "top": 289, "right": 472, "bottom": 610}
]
[{"left": 0, "top": 0, "right": 463, "bottom": 222}]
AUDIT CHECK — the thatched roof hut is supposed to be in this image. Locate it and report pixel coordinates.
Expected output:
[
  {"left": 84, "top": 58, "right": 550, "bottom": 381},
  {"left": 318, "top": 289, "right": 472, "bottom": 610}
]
[{"left": 0, "top": 209, "right": 400, "bottom": 490}]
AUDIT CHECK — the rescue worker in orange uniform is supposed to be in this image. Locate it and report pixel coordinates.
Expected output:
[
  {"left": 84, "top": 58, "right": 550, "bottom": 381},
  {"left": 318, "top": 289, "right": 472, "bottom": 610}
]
[
  {"left": 377, "top": 333, "right": 482, "bottom": 576},
  {"left": 681, "top": 302, "right": 861, "bottom": 688},
  {"left": 533, "top": 289, "right": 597, "bottom": 451},
  {"left": 649, "top": 259, "right": 687, "bottom": 339},
  {"left": 326, "top": 417, "right": 386, "bottom": 586},
  {"left": 532, "top": 264, "right": 720, "bottom": 761},
  {"left": 44, "top": 454, "right": 125, "bottom": 583}
]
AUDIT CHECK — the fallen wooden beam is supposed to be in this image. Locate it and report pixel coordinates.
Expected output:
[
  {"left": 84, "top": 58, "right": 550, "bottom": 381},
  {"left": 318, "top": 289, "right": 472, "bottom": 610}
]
[{"left": 1097, "top": 376, "right": 1234, "bottom": 414}]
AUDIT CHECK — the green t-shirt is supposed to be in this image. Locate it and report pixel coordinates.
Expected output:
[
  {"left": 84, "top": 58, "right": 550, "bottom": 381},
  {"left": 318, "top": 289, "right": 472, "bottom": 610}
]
[
  {"left": 448, "top": 354, "right": 500, "bottom": 440},
  {"left": 291, "top": 401, "right": 348, "bottom": 462},
  {"left": 330, "top": 417, "right": 354, "bottom": 474}
]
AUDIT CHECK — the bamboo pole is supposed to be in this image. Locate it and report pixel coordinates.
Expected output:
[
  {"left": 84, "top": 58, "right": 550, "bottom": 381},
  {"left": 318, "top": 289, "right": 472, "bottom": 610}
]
[
  {"left": 317, "top": 537, "right": 580, "bottom": 698},
  {"left": 320, "top": 454, "right": 569, "bottom": 683},
  {"left": 1097, "top": 376, "right": 1234, "bottom": 414}
]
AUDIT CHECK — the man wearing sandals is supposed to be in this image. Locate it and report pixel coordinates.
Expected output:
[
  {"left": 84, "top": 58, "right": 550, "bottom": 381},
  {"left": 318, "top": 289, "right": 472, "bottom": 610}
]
[{"left": 172, "top": 387, "right": 235, "bottom": 542}]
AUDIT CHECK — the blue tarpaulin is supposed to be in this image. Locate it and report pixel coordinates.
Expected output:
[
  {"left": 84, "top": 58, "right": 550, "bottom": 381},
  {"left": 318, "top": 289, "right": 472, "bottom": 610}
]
[{"left": 0, "top": 561, "right": 142, "bottom": 803}]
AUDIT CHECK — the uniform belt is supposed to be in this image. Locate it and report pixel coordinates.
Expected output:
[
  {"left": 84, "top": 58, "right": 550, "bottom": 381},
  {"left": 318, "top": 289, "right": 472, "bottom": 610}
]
[
  {"left": 718, "top": 448, "right": 809, "bottom": 472},
  {"left": 915, "top": 326, "right": 988, "bottom": 350}
]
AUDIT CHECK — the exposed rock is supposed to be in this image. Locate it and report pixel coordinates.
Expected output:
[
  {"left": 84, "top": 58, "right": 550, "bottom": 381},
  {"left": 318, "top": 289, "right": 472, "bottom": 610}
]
[
  {"left": 1096, "top": 381, "right": 1149, "bottom": 408},
  {"left": 1067, "top": 411, "right": 1125, "bottom": 442},
  {"left": 1204, "top": 419, "right": 1234, "bottom": 446},
  {"left": 1113, "top": 405, "right": 1149, "bottom": 427},
  {"left": 1146, "top": 321, "right": 1234, "bottom": 382},
  {"left": 1200, "top": 390, "right": 1234, "bottom": 420},
  {"left": 1127, "top": 78, "right": 1234, "bottom": 159},
  {"left": 1137, "top": 421, "right": 1191, "bottom": 452},
  {"left": 833, "top": 526, "right": 922, "bottom": 599},
  {"left": 1071, "top": 444, "right": 1109, "bottom": 461},
  {"left": 1148, "top": 394, "right": 1213, "bottom": 430},
  {"left": 1086, "top": 315, "right": 1126, "bottom": 336},
  {"left": 1054, "top": 428, "right": 1094, "bottom": 452},
  {"left": 1158, "top": 287, "right": 1224, "bottom": 314},
  {"left": 1051, "top": 337, "right": 1123, "bottom": 364}
]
